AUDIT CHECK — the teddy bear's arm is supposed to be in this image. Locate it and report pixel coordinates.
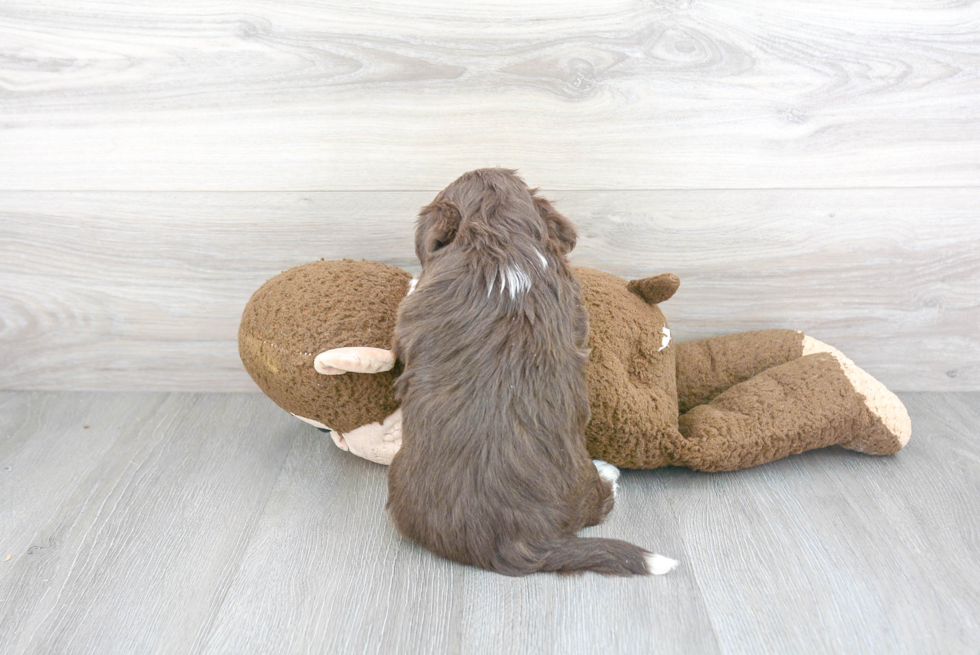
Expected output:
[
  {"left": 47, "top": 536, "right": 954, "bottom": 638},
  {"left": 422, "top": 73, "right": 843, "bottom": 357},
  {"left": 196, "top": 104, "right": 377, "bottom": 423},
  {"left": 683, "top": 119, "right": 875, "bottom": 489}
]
[{"left": 674, "top": 330, "right": 805, "bottom": 413}]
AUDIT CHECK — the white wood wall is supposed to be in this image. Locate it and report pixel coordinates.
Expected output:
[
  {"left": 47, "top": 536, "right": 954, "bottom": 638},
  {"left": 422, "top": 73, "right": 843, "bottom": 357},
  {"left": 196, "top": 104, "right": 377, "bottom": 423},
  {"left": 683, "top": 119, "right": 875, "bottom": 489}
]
[{"left": 2, "top": 0, "right": 978, "bottom": 391}]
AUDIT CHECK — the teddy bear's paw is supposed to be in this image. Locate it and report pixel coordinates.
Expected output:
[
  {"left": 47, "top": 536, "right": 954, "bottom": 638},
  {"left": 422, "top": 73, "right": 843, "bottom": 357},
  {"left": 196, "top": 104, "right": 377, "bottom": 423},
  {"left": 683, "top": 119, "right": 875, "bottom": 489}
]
[
  {"left": 801, "top": 334, "right": 911, "bottom": 453},
  {"left": 593, "top": 459, "right": 620, "bottom": 497}
]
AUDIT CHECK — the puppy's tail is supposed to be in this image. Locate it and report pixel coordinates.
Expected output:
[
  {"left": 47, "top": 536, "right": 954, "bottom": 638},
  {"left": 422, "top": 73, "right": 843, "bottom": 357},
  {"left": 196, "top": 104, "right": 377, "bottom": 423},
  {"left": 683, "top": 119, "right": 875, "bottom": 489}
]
[{"left": 508, "top": 538, "right": 678, "bottom": 577}]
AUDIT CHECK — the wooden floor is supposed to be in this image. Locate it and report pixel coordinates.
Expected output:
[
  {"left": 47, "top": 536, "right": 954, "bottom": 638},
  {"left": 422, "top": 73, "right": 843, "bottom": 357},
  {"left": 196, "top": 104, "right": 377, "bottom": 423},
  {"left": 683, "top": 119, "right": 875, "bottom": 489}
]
[
  {"left": 1, "top": 391, "right": 978, "bottom": 654},
  {"left": 2, "top": 2, "right": 978, "bottom": 652}
]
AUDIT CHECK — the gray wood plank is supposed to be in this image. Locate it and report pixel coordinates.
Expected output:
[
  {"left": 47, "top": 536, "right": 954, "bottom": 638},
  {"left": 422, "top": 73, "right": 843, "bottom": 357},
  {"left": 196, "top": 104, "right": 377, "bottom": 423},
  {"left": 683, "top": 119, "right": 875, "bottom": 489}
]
[
  {"left": 200, "top": 427, "right": 468, "bottom": 654},
  {"left": 0, "top": 392, "right": 296, "bottom": 654},
  {"left": 0, "top": 392, "right": 166, "bottom": 569},
  {"left": 1, "top": 1, "right": 977, "bottom": 190},
  {"left": 663, "top": 392, "right": 980, "bottom": 654},
  {"left": 2, "top": 188, "right": 977, "bottom": 392},
  {"left": 2, "top": 391, "right": 978, "bottom": 654},
  {"left": 457, "top": 471, "right": 719, "bottom": 655},
  {"left": 202, "top": 422, "right": 715, "bottom": 655}
]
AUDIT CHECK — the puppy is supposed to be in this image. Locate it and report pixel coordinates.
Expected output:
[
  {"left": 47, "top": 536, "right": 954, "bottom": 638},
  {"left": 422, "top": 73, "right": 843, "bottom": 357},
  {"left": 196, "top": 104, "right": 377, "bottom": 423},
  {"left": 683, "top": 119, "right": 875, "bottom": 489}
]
[{"left": 388, "top": 169, "right": 676, "bottom": 576}]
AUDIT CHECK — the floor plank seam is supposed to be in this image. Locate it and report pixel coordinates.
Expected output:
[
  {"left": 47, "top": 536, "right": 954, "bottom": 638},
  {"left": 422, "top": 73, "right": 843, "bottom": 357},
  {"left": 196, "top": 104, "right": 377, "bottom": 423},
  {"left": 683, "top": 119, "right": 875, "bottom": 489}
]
[
  {"left": 191, "top": 420, "right": 299, "bottom": 654},
  {"left": 15, "top": 394, "right": 175, "bottom": 652},
  {"left": 661, "top": 480, "right": 725, "bottom": 655}
]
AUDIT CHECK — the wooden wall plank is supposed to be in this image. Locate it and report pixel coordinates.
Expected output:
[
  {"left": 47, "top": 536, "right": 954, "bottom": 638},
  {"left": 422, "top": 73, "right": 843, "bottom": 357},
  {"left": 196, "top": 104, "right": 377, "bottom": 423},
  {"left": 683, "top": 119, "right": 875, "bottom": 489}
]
[
  {"left": 1, "top": 0, "right": 978, "bottom": 190},
  {"left": 1, "top": 188, "right": 977, "bottom": 391}
]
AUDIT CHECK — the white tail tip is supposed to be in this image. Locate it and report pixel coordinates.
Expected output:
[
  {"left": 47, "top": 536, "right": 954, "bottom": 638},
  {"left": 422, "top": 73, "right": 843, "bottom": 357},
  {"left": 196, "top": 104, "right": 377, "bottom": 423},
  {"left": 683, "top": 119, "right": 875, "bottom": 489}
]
[{"left": 645, "top": 553, "right": 679, "bottom": 575}]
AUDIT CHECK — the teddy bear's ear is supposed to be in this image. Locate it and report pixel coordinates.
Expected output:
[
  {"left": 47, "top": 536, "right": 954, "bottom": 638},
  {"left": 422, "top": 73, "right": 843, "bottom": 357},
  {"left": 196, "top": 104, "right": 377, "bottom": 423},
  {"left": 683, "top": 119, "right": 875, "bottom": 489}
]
[
  {"left": 628, "top": 273, "right": 680, "bottom": 305},
  {"left": 532, "top": 193, "right": 577, "bottom": 256},
  {"left": 314, "top": 347, "right": 397, "bottom": 375},
  {"left": 415, "top": 200, "right": 462, "bottom": 267}
]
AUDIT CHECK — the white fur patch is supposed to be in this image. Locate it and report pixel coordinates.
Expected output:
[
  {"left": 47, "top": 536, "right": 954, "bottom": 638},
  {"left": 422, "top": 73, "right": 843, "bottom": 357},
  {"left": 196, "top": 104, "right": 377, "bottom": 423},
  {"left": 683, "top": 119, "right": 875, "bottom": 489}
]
[
  {"left": 535, "top": 249, "right": 548, "bottom": 269},
  {"left": 407, "top": 278, "right": 419, "bottom": 295},
  {"left": 659, "top": 326, "right": 671, "bottom": 352},
  {"left": 593, "top": 459, "right": 620, "bottom": 497},
  {"left": 645, "top": 553, "right": 679, "bottom": 575},
  {"left": 501, "top": 265, "right": 531, "bottom": 299}
]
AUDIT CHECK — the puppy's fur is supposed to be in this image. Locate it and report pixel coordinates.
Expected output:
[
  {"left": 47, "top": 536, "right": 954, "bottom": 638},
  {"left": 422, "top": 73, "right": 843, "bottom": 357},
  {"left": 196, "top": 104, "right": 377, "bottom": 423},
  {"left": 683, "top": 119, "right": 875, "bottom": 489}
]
[{"left": 388, "top": 169, "right": 659, "bottom": 576}]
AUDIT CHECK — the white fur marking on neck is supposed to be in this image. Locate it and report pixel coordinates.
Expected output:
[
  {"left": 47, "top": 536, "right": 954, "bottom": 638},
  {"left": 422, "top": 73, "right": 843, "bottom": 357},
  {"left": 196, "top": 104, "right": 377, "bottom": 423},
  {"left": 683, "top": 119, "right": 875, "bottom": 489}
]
[
  {"left": 407, "top": 278, "right": 419, "bottom": 295},
  {"left": 488, "top": 270, "right": 497, "bottom": 297},
  {"left": 501, "top": 265, "right": 530, "bottom": 299},
  {"left": 659, "top": 326, "right": 671, "bottom": 352},
  {"left": 535, "top": 249, "right": 548, "bottom": 269}
]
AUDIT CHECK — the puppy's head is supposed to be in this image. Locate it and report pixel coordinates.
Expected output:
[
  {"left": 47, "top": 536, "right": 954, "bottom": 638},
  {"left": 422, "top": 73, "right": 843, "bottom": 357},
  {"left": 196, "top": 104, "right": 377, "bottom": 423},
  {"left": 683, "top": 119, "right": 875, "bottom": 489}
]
[{"left": 415, "top": 169, "right": 577, "bottom": 270}]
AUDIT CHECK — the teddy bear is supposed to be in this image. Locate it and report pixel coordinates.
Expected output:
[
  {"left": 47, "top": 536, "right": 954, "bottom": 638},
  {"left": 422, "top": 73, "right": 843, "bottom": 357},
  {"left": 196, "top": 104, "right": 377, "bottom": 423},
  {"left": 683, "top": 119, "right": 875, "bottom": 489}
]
[{"left": 239, "top": 259, "right": 911, "bottom": 470}]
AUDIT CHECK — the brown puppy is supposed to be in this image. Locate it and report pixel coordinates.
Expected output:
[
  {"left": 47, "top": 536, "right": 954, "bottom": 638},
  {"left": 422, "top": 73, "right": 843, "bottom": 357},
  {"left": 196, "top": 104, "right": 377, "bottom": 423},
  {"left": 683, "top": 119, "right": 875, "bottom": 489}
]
[{"left": 388, "top": 169, "right": 676, "bottom": 576}]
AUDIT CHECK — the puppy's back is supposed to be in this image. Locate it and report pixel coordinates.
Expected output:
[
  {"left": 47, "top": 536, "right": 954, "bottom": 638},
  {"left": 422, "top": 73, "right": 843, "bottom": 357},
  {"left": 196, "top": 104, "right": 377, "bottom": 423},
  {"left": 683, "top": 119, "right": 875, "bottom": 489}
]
[{"left": 388, "top": 169, "right": 671, "bottom": 576}]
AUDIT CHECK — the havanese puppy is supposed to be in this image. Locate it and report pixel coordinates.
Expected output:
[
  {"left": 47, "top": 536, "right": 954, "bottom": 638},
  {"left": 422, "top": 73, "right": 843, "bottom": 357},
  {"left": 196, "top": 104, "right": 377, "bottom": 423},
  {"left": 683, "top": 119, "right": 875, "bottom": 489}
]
[{"left": 387, "top": 168, "right": 676, "bottom": 576}]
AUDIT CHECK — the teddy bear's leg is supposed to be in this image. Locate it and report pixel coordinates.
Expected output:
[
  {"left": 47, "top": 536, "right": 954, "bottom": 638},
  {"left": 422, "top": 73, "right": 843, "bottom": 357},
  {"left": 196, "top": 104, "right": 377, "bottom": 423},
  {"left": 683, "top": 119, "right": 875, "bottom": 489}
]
[
  {"left": 674, "top": 329, "right": 807, "bottom": 413},
  {"left": 666, "top": 352, "right": 911, "bottom": 472}
]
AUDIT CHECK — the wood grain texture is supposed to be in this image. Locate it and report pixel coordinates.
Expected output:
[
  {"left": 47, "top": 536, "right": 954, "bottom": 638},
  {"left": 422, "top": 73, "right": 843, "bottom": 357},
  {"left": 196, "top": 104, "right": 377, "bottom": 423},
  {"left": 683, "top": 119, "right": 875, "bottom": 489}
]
[
  {"left": 200, "top": 430, "right": 469, "bottom": 654},
  {"left": 2, "top": 188, "right": 977, "bottom": 392},
  {"left": 663, "top": 391, "right": 980, "bottom": 654},
  {"left": 2, "top": 391, "right": 978, "bottom": 654},
  {"left": 0, "top": 392, "right": 295, "bottom": 654},
  {"left": 205, "top": 424, "right": 715, "bottom": 654},
  {"left": 0, "top": 393, "right": 166, "bottom": 571},
  {"left": 1, "top": 0, "right": 978, "bottom": 190},
  {"left": 456, "top": 474, "right": 719, "bottom": 655}
]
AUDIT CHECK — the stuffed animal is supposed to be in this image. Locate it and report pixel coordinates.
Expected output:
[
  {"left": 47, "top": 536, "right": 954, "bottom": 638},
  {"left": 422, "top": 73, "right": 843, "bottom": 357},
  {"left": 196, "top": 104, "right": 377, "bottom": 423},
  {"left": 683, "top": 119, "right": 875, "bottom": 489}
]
[{"left": 239, "top": 259, "right": 911, "bottom": 470}]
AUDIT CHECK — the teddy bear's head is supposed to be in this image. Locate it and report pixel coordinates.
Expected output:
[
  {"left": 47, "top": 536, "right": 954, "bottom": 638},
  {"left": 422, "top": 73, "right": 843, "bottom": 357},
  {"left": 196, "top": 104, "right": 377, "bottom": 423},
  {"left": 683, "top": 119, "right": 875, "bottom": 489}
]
[
  {"left": 239, "top": 259, "right": 410, "bottom": 436},
  {"left": 240, "top": 259, "right": 682, "bottom": 468}
]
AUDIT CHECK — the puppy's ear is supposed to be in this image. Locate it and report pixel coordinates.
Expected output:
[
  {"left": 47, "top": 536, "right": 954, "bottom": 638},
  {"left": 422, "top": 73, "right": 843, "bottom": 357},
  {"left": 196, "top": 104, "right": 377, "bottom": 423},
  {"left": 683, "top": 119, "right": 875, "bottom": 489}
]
[
  {"left": 415, "top": 200, "right": 462, "bottom": 266},
  {"left": 533, "top": 194, "right": 577, "bottom": 256}
]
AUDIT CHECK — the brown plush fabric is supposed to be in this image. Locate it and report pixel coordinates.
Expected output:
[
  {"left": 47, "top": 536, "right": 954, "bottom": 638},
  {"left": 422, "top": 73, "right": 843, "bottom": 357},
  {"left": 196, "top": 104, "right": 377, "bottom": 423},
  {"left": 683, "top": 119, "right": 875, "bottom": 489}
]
[
  {"left": 576, "top": 267, "right": 678, "bottom": 469},
  {"left": 239, "top": 259, "right": 410, "bottom": 433},
  {"left": 674, "top": 330, "right": 805, "bottom": 414},
  {"left": 671, "top": 353, "right": 899, "bottom": 471},
  {"left": 239, "top": 259, "right": 909, "bottom": 471}
]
